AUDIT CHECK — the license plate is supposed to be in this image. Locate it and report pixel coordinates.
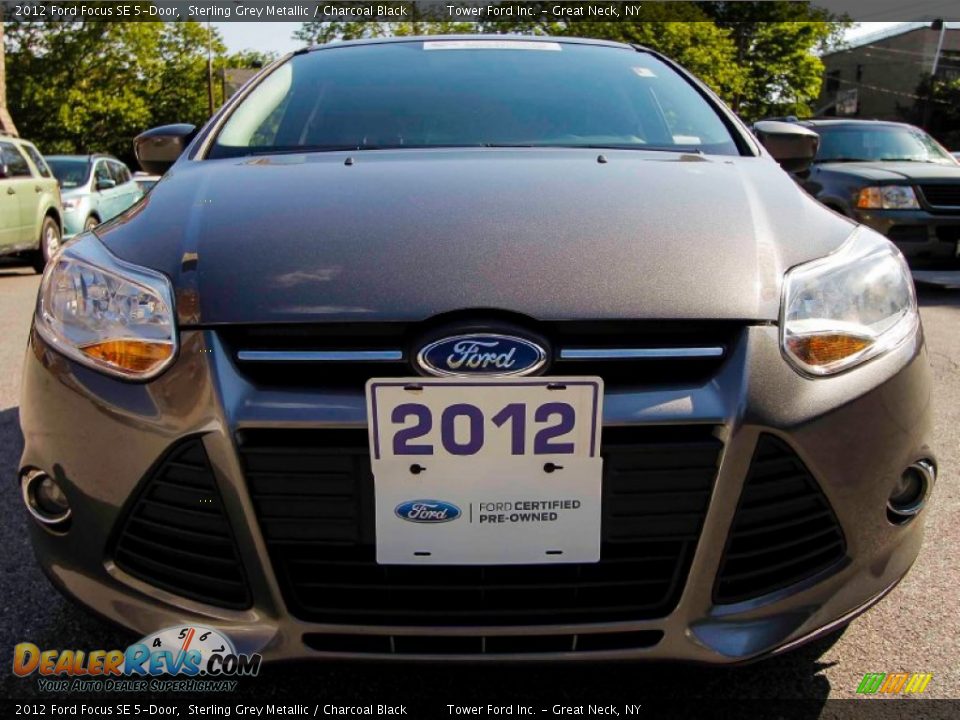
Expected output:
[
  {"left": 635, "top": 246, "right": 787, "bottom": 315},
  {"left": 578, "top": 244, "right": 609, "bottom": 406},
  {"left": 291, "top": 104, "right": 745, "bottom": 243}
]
[{"left": 366, "top": 377, "right": 604, "bottom": 565}]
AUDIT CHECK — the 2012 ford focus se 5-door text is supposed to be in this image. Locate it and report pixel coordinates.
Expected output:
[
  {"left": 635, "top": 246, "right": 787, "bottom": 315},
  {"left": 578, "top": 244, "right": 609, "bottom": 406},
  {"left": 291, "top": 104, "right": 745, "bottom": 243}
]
[{"left": 20, "top": 37, "right": 935, "bottom": 663}]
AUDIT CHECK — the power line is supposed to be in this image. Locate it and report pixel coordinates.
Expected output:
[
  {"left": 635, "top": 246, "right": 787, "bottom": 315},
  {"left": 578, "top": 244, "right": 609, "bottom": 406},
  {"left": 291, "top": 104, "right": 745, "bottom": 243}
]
[
  {"left": 831, "top": 76, "right": 953, "bottom": 105},
  {"left": 855, "top": 43, "right": 960, "bottom": 61},
  {"left": 857, "top": 51, "right": 960, "bottom": 71}
]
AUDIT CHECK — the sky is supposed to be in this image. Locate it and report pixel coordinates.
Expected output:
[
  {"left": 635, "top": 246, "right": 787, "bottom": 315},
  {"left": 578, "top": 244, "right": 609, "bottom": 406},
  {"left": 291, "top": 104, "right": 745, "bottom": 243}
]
[
  {"left": 216, "top": 22, "right": 302, "bottom": 55},
  {"left": 214, "top": 21, "right": 907, "bottom": 56}
]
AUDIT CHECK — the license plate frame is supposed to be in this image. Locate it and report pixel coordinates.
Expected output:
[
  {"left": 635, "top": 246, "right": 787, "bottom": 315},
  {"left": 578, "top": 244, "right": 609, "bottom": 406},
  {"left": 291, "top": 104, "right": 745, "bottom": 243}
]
[{"left": 366, "top": 377, "right": 604, "bottom": 565}]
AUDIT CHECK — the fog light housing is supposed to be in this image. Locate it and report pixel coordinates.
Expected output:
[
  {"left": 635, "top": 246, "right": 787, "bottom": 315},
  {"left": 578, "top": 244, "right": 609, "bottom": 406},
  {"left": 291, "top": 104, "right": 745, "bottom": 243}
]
[
  {"left": 887, "top": 461, "right": 934, "bottom": 523},
  {"left": 21, "top": 470, "right": 72, "bottom": 528}
]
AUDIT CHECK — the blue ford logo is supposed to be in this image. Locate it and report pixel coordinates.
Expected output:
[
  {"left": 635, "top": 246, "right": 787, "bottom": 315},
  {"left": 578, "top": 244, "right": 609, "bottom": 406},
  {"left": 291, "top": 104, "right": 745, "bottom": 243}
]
[
  {"left": 395, "top": 500, "right": 462, "bottom": 524},
  {"left": 417, "top": 333, "right": 548, "bottom": 377}
]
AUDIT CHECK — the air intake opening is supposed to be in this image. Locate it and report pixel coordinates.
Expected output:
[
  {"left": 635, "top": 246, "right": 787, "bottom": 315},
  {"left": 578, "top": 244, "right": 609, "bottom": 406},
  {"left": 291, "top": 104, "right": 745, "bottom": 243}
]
[
  {"left": 714, "top": 435, "right": 847, "bottom": 604},
  {"left": 303, "top": 630, "right": 664, "bottom": 655},
  {"left": 112, "top": 438, "right": 251, "bottom": 609}
]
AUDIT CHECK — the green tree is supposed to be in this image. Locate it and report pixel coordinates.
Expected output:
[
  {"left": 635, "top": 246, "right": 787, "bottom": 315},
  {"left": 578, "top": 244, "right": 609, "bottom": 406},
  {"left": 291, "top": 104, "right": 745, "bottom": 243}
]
[
  {"left": 148, "top": 22, "right": 227, "bottom": 130},
  {"left": 2, "top": 19, "right": 267, "bottom": 164},
  {"left": 4, "top": 22, "right": 155, "bottom": 161},
  {"left": 700, "top": 2, "right": 850, "bottom": 119},
  {"left": 901, "top": 75, "right": 960, "bottom": 150}
]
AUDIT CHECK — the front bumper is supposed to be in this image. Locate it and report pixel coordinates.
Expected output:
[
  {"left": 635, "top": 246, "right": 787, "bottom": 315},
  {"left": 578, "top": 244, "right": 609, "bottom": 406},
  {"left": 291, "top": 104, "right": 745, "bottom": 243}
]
[
  {"left": 61, "top": 207, "right": 88, "bottom": 239},
  {"left": 18, "top": 323, "right": 935, "bottom": 663},
  {"left": 854, "top": 208, "right": 960, "bottom": 268}
]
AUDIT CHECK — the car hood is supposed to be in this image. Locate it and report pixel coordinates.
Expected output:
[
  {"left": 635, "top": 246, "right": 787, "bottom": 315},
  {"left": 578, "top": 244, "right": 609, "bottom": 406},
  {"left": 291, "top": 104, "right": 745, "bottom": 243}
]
[
  {"left": 97, "top": 148, "right": 854, "bottom": 325},
  {"left": 815, "top": 160, "right": 960, "bottom": 182}
]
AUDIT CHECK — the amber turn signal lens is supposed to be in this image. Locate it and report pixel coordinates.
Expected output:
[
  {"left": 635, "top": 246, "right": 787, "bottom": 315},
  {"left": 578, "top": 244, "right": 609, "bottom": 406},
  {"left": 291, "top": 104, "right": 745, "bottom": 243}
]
[
  {"left": 786, "top": 334, "right": 872, "bottom": 367},
  {"left": 80, "top": 340, "right": 174, "bottom": 374},
  {"left": 856, "top": 188, "right": 880, "bottom": 209}
]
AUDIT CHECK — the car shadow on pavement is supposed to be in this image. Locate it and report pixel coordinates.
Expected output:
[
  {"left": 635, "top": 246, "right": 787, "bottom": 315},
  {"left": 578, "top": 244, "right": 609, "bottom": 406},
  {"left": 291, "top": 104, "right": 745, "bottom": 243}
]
[
  {"left": 0, "top": 399, "right": 834, "bottom": 708},
  {"left": 231, "top": 635, "right": 839, "bottom": 710},
  {"left": 0, "top": 259, "right": 37, "bottom": 278},
  {"left": 916, "top": 283, "right": 960, "bottom": 309}
]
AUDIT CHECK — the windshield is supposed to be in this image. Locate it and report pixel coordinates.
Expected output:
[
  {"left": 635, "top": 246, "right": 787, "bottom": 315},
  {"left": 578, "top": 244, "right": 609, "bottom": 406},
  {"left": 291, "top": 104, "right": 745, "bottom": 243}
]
[
  {"left": 210, "top": 41, "right": 740, "bottom": 158},
  {"left": 47, "top": 158, "right": 92, "bottom": 188},
  {"left": 814, "top": 125, "right": 955, "bottom": 164}
]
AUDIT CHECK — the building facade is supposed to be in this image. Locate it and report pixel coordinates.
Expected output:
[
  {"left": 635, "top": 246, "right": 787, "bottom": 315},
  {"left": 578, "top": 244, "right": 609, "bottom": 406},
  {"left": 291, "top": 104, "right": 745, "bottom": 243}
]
[{"left": 818, "top": 22, "right": 960, "bottom": 121}]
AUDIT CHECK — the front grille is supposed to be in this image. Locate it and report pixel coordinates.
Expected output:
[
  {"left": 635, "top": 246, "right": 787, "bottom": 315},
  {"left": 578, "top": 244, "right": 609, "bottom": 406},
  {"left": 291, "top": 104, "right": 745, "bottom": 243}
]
[
  {"left": 219, "top": 320, "right": 742, "bottom": 391},
  {"left": 304, "top": 630, "right": 663, "bottom": 655},
  {"left": 936, "top": 225, "right": 960, "bottom": 244},
  {"left": 112, "top": 438, "right": 251, "bottom": 609},
  {"left": 238, "top": 425, "right": 722, "bottom": 626},
  {"left": 714, "top": 435, "right": 846, "bottom": 604},
  {"left": 887, "top": 225, "right": 929, "bottom": 243},
  {"left": 920, "top": 184, "right": 960, "bottom": 208}
]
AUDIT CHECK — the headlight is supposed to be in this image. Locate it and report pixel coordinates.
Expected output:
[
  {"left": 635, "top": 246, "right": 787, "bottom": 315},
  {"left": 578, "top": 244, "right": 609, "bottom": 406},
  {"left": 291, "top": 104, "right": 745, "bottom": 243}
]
[
  {"left": 35, "top": 234, "right": 177, "bottom": 380},
  {"left": 856, "top": 185, "right": 919, "bottom": 210},
  {"left": 781, "top": 227, "right": 918, "bottom": 376}
]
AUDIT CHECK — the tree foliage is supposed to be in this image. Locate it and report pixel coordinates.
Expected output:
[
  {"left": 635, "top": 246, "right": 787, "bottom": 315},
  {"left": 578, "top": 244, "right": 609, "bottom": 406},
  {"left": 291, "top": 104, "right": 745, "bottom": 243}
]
[
  {"left": 3, "top": 20, "right": 272, "bottom": 164},
  {"left": 699, "top": 2, "right": 850, "bottom": 119},
  {"left": 901, "top": 76, "right": 960, "bottom": 150}
]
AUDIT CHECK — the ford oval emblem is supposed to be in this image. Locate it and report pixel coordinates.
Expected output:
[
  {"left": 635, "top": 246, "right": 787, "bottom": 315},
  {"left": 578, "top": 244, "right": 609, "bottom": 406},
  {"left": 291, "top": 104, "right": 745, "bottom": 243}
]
[
  {"left": 416, "top": 333, "right": 548, "bottom": 377},
  {"left": 395, "top": 500, "right": 462, "bottom": 524}
]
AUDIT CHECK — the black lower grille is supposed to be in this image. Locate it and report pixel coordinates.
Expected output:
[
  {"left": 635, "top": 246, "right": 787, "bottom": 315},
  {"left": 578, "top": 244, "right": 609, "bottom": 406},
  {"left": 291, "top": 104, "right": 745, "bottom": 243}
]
[
  {"left": 887, "top": 225, "right": 929, "bottom": 243},
  {"left": 920, "top": 184, "right": 960, "bottom": 208},
  {"left": 304, "top": 630, "right": 663, "bottom": 655},
  {"left": 238, "top": 426, "right": 722, "bottom": 626},
  {"left": 714, "top": 435, "right": 846, "bottom": 604},
  {"left": 936, "top": 225, "right": 960, "bottom": 243},
  {"left": 112, "top": 438, "right": 251, "bottom": 609}
]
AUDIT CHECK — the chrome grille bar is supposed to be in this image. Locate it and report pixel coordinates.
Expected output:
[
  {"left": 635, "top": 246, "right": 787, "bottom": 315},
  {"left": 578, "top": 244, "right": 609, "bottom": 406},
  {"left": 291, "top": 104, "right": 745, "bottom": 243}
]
[
  {"left": 237, "top": 347, "right": 724, "bottom": 362},
  {"left": 237, "top": 350, "right": 404, "bottom": 362},
  {"left": 559, "top": 347, "right": 724, "bottom": 360}
]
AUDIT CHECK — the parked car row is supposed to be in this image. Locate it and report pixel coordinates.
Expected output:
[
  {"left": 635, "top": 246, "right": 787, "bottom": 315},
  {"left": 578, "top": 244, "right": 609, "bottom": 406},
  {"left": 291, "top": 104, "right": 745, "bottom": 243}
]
[{"left": 0, "top": 136, "right": 144, "bottom": 272}]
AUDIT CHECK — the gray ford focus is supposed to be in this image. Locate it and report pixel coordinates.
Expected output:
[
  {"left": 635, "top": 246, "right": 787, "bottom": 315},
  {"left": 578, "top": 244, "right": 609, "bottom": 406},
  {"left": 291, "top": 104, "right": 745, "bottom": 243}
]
[{"left": 20, "top": 37, "right": 935, "bottom": 663}]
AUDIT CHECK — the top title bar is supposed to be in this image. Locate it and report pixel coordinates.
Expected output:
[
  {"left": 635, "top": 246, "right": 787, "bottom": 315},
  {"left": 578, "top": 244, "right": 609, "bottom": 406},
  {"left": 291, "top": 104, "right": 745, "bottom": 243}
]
[{"left": 0, "top": 1, "right": 956, "bottom": 23}]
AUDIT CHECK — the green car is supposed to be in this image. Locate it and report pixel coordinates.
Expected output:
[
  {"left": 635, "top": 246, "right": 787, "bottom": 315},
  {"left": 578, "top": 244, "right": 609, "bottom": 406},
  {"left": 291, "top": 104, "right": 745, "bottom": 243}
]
[
  {"left": 45, "top": 154, "right": 143, "bottom": 238},
  {"left": 0, "top": 134, "right": 63, "bottom": 272}
]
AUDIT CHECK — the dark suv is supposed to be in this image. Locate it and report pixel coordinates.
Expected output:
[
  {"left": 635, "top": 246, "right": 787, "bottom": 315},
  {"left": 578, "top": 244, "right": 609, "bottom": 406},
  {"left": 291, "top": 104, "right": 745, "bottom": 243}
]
[{"left": 785, "top": 119, "right": 960, "bottom": 268}]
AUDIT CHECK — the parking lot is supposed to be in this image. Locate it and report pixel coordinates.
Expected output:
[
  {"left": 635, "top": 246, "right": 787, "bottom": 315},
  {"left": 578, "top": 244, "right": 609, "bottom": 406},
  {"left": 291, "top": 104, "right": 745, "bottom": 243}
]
[{"left": 0, "top": 263, "right": 957, "bottom": 704}]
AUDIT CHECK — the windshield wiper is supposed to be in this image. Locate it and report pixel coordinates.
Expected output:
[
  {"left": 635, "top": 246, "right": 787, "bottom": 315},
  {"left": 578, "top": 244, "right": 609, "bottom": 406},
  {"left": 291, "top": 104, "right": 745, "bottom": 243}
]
[{"left": 814, "top": 157, "right": 868, "bottom": 163}]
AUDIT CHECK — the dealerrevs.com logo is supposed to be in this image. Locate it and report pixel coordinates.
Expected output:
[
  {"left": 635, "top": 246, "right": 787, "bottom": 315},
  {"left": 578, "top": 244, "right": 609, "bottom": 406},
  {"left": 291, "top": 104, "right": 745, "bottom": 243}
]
[{"left": 13, "top": 625, "right": 261, "bottom": 692}]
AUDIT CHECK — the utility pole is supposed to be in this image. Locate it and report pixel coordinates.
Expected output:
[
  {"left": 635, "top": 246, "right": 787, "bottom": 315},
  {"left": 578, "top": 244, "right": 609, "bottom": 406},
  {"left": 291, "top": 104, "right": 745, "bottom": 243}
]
[
  {"left": 930, "top": 19, "right": 947, "bottom": 76},
  {"left": 922, "top": 20, "right": 946, "bottom": 131},
  {"left": 206, "top": 21, "right": 215, "bottom": 117},
  {"left": 0, "top": 5, "right": 20, "bottom": 136}
]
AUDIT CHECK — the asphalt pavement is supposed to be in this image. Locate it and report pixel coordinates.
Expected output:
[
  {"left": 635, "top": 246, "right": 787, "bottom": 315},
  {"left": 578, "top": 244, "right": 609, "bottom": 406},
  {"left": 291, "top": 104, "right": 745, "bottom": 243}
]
[{"left": 0, "top": 262, "right": 957, "bottom": 706}]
